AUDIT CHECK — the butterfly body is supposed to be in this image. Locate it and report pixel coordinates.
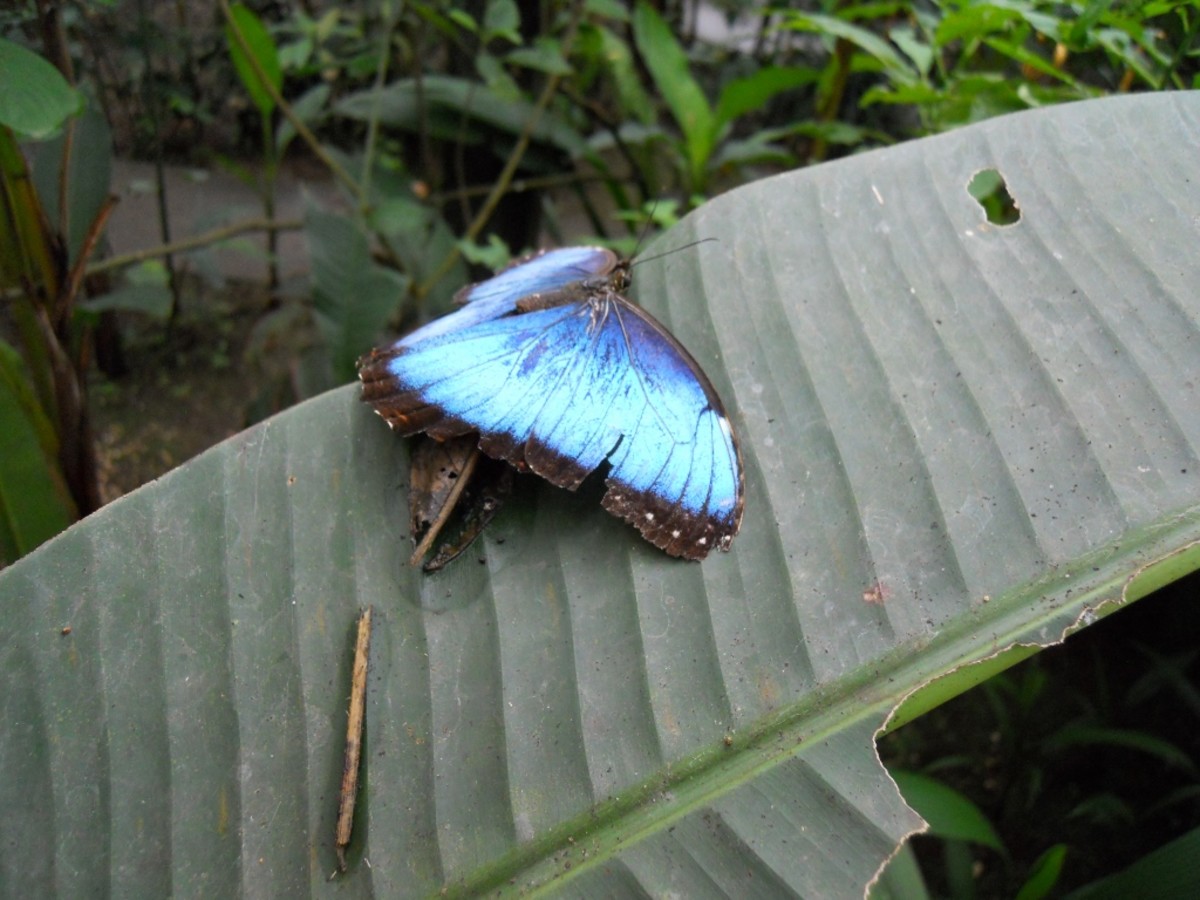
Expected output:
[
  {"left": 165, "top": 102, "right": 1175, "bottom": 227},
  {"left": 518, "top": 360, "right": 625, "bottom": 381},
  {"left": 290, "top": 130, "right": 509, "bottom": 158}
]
[{"left": 360, "top": 246, "right": 743, "bottom": 560}]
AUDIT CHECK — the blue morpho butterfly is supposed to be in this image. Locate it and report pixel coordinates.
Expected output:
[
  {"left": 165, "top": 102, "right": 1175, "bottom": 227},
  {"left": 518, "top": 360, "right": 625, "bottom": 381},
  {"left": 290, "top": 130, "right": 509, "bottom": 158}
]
[{"left": 358, "top": 245, "right": 745, "bottom": 560}]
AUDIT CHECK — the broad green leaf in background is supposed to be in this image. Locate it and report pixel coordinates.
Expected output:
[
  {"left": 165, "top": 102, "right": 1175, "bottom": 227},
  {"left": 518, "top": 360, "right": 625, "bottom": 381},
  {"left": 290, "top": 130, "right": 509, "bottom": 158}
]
[
  {"left": 0, "top": 37, "right": 83, "bottom": 139},
  {"left": 79, "top": 260, "right": 173, "bottom": 319},
  {"left": 481, "top": 0, "right": 521, "bottom": 45},
  {"left": 335, "top": 75, "right": 586, "bottom": 156},
  {"left": 306, "top": 205, "right": 409, "bottom": 381},
  {"left": 276, "top": 82, "right": 331, "bottom": 156},
  {"left": 28, "top": 104, "right": 114, "bottom": 267},
  {"left": 2, "top": 94, "right": 1199, "bottom": 897}
]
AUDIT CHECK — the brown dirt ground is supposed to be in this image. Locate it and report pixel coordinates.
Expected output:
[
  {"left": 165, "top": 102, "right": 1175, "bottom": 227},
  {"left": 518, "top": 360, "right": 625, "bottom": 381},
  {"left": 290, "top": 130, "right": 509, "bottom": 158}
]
[{"left": 90, "top": 276, "right": 287, "bottom": 502}]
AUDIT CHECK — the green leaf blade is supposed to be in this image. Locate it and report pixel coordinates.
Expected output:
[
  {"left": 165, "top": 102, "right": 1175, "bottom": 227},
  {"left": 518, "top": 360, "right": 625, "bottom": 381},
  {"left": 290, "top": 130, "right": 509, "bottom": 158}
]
[
  {"left": 631, "top": 1, "right": 716, "bottom": 187},
  {"left": 226, "top": 3, "right": 283, "bottom": 116},
  {"left": 0, "top": 38, "right": 83, "bottom": 138},
  {"left": 0, "top": 341, "right": 75, "bottom": 562},
  {"left": 891, "top": 771, "right": 1004, "bottom": 850},
  {"left": 306, "top": 205, "right": 409, "bottom": 381},
  {"left": 714, "top": 65, "right": 819, "bottom": 131}
]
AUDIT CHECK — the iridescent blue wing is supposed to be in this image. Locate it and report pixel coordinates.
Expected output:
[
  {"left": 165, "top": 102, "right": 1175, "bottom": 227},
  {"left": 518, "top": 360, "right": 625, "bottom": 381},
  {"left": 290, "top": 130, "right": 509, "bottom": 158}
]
[
  {"left": 397, "top": 246, "right": 619, "bottom": 348},
  {"left": 360, "top": 291, "right": 744, "bottom": 559}
]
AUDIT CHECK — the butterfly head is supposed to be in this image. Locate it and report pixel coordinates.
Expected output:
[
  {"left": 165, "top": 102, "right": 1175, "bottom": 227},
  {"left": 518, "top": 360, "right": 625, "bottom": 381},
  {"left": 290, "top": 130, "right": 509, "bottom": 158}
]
[{"left": 582, "top": 258, "right": 632, "bottom": 296}]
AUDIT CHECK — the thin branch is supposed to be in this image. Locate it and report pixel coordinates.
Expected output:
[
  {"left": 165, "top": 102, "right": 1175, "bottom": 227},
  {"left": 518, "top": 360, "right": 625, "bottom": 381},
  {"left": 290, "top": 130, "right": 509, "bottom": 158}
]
[
  {"left": 86, "top": 216, "right": 302, "bottom": 277},
  {"left": 58, "top": 195, "right": 119, "bottom": 331},
  {"left": 429, "top": 170, "right": 618, "bottom": 205}
]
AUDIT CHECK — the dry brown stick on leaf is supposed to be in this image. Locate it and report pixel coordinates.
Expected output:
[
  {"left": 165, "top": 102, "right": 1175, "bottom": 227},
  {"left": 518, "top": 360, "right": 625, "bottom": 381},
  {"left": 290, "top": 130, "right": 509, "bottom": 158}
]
[{"left": 335, "top": 607, "right": 372, "bottom": 872}]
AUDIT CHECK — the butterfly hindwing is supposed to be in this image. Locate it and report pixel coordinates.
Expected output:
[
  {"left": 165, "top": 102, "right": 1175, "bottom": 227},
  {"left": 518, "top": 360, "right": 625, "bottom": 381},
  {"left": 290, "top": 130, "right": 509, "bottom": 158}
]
[
  {"left": 408, "top": 433, "right": 513, "bottom": 572},
  {"left": 598, "top": 302, "right": 743, "bottom": 555},
  {"left": 360, "top": 268, "right": 744, "bottom": 559}
]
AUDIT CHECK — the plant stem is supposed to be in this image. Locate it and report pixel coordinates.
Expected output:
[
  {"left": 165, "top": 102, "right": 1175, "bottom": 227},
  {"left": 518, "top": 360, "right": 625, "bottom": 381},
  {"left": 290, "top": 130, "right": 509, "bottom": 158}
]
[
  {"left": 218, "top": 0, "right": 364, "bottom": 203},
  {"left": 417, "top": 2, "right": 586, "bottom": 298},
  {"left": 133, "top": 0, "right": 182, "bottom": 324},
  {"left": 359, "top": 10, "right": 399, "bottom": 208},
  {"left": 261, "top": 115, "right": 279, "bottom": 291}
]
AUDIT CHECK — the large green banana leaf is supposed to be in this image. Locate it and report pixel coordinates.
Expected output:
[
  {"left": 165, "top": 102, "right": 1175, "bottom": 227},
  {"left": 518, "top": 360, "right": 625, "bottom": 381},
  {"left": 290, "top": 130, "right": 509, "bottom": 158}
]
[{"left": 3, "top": 93, "right": 1198, "bottom": 897}]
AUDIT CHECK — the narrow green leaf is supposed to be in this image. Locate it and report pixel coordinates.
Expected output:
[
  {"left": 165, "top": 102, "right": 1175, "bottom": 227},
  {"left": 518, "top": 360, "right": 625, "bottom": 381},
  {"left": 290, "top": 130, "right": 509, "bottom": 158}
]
[
  {"left": 586, "top": 24, "right": 655, "bottom": 125},
  {"left": 506, "top": 38, "right": 571, "bottom": 76},
  {"left": 0, "top": 38, "right": 82, "bottom": 139},
  {"left": 631, "top": 1, "right": 715, "bottom": 187},
  {"left": 982, "top": 36, "right": 1079, "bottom": 86},
  {"left": 710, "top": 135, "right": 796, "bottom": 170},
  {"left": 1043, "top": 725, "right": 1196, "bottom": 771},
  {"left": 584, "top": 0, "right": 629, "bottom": 20},
  {"left": 1067, "top": 826, "right": 1200, "bottom": 899},
  {"left": 783, "top": 12, "right": 916, "bottom": 79},
  {"left": 1093, "top": 28, "right": 1161, "bottom": 87},
  {"left": 889, "top": 25, "right": 935, "bottom": 76},
  {"left": 0, "top": 341, "right": 75, "bottom": 563},
  {"left": 1016, "top": 844, "right": 1068, "bottom": 900},
  {"left": 890, "top": 771, "right": 1005, "bottom": 851},
  {"left": 225, "top": 3, "right": 283, "bottom": 116},
  {"left": 0, "top": 150, "right": 42, "bottom": 288},
  {"left": 713, "top": 66, "right": 818, "bottom": 130},
  {"left": 447, "top": 9, "right": 478, "bottom": 33}
]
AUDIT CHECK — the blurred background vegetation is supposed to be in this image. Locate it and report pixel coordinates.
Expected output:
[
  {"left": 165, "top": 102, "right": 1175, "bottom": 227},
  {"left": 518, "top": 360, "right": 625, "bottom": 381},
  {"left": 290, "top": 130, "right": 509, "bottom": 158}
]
[{"left": 1, "top": 1, "right": 1197, "bottom": 896}]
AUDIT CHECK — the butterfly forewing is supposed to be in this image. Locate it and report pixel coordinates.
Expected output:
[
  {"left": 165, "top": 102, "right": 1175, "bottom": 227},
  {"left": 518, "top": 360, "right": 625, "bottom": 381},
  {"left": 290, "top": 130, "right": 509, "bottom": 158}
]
[{"left": 395, "top": 246, "right": 619, "bottom": 349}]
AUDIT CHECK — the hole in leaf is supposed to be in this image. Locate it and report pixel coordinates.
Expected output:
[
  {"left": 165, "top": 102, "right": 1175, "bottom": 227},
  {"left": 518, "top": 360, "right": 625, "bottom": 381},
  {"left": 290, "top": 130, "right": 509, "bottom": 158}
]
[{"left": 968, "top": 169, "right": 1020, "bottom": 226}]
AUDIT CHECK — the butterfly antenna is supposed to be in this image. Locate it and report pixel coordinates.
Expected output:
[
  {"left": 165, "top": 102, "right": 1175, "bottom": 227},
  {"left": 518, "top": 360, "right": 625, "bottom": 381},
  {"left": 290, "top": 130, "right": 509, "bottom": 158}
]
[
  {"left": 630, "top": 198, "right": 659, "bottom": 258},
  {"left": 631, "top": 237, "right": 718, "bottom": 269}
]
